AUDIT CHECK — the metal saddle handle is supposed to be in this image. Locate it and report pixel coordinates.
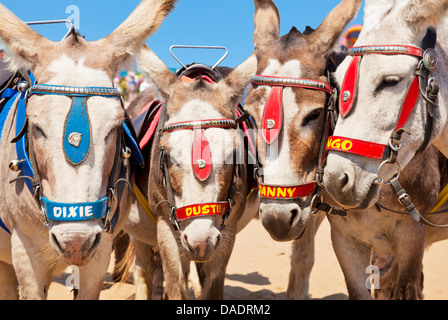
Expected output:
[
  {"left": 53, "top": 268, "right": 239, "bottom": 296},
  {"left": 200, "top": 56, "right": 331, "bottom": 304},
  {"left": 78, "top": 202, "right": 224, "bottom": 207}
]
[{"left": 169, "top": 45, "right": 228, "bottom": 70}]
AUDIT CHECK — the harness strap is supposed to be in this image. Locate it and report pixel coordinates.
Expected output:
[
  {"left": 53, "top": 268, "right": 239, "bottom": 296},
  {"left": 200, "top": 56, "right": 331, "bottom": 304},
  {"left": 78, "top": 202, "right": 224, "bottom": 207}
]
[
  {"left": 175, "top": 202, "right": 229, "bottom": 221},
  {"left": 387, "top": 177, "right": 448, "bottom": 228}
]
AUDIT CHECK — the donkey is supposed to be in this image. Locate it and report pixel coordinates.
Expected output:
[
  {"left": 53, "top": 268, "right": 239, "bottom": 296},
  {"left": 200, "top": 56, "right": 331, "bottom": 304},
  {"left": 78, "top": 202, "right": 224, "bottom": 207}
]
[
  {"left": 122, "top": 44, "right": 259, "bottom": 299},
  {"left": 0, "top": 0, "right": 176, "bottom": 299},
  {"left": 323, "top": 0, "right": 448, "bottom": 213},
  {"left": 245, "top": 0, "right": 448, "bottom": 299},
  {"left": 244, "top": 0, "right": 362, "bottom": 299}
]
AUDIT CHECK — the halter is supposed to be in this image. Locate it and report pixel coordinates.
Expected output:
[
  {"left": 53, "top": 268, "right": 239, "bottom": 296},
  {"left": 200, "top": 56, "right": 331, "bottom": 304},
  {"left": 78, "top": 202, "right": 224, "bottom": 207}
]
[
  {"left": 157, "top": 111, "right": 247, "bottom": 230},
  {"left": 250, "top": 74, "right": 344, "bottom": 215},
  {"left": 327, "top": 29, "right": 448, "bottom": 228},
  {"left": 8, "top": 74, "right": 144, "bottom": 233},
  {"left": 327, "top": 30, "right": 439, "bottom": 183}
]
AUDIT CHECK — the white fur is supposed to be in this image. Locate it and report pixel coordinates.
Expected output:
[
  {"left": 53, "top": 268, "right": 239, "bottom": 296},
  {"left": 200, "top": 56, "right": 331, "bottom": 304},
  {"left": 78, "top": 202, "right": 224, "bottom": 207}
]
[{"left": 325, "top": 0, "right": 448, "bottom": 208}]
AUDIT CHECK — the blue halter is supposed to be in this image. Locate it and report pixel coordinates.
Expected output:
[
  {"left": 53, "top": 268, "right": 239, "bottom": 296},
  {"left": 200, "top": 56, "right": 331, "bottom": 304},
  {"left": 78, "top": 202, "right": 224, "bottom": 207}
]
[{"left": 5, "top": 76, "right": 144, "bottom": 232}]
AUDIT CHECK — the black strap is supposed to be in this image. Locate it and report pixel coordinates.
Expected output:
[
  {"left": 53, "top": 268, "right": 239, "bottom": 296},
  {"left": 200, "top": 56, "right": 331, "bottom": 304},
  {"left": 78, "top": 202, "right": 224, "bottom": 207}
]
[{"left": 388, "top": 177, "right": 448, "bottom": 228}]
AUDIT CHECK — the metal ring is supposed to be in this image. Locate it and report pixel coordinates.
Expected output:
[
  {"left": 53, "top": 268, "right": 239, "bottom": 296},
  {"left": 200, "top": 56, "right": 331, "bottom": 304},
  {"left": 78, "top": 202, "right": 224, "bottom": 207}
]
[
  {"left": 375, "top": 160, "right": 400, "bottom": 185},
  {"left": 388, "top": 138, "right": 402, "bottom": 152}
]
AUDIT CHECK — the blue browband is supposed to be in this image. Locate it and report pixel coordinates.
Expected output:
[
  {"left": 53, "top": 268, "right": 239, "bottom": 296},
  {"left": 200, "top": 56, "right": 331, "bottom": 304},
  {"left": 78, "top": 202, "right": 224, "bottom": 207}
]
[{"left": 9, "top": 80, "right": 144, "bottom": 224}]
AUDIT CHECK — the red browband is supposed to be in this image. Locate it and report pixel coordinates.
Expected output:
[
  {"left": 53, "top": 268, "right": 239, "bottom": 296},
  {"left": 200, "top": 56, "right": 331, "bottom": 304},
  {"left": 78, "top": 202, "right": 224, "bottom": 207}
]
[
  {"left": 329, "top": 44, "right": 426, "bottom": 159},
  {"left": 258, "top": 182, "right": 316, "bottom": 199},
  {"left": 175, "top": 202, "right": 229, "bottom": 221}
]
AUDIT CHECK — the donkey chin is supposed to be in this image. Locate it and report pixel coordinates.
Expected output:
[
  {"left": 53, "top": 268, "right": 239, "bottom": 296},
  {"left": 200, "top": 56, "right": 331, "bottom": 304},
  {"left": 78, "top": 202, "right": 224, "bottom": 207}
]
[
  {"left": 49, "top": 221, "right": 103, "bottom": 266},
  {"left": 179, "top": 218, "right": 223, "bottom": 262},
  {"left": 259, "top": 201, "right": 311, "bottom": 242}
]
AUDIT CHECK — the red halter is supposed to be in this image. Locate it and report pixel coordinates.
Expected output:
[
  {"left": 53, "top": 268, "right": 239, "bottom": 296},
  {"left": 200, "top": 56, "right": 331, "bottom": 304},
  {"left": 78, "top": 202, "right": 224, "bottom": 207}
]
[
  {"left": 251, "top": 75, "right": 335, "bottom": 199},
  {"left": 327, "top": 45, "right": 436, "bottom": 161}
]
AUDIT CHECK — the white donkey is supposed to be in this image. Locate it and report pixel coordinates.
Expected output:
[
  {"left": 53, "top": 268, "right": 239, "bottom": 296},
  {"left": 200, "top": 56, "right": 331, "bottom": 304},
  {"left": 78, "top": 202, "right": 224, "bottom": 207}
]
[
  {"left": 321, "top": 0, "right": 448, "bottom": 298},
  {"left": 0, "top": 0, "right": 176, "bottom": 299},
  {"left": 324, "top": 0, "right": 448, "bottom": 211}
]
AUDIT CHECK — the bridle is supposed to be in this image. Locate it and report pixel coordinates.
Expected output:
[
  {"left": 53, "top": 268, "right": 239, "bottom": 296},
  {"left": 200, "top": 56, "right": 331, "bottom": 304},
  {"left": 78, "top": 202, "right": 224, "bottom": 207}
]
[
  {"left": 250, "top": 74, "right": 345, "bottom": 216},
  {"left": 156, "top": 103, "right": 250, "bottom": 231},
  {"left": 9, "top": 73, "right": 144, "bottom": 233},
  {"left": 326, "top": 29, "right": 448, "bottom": 227}
]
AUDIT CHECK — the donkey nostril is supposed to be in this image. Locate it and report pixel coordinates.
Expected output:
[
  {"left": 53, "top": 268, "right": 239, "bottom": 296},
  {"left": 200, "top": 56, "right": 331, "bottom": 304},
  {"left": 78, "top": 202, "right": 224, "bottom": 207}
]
[
  {"left": 51, "top": 233, "right": 63, "bottom": 253},
  {"left": 89, "top": 232, "right": 102, "bottom": 252},
  {"left": 215, "top": 233, "right": 222, "bottom": 250},
  {"left": 340, "top": 173, "right": 350, "bottom": 189},
  {"left": 290, "top": 209, "right": 298, "bottom": 226}
]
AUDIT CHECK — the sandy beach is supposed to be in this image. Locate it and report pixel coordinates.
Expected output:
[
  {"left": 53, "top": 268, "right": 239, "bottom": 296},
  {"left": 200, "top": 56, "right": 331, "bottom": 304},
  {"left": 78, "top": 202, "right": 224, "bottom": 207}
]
[{"left": 47, "top": 216, "right": 448, "bottom": 300}]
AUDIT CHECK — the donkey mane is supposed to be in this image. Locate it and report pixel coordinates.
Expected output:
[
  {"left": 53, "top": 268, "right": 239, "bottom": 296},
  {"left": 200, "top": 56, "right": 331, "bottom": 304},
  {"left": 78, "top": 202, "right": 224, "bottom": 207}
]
[{"left": 279, "top": 26, "right": 308, "bottom": 48}]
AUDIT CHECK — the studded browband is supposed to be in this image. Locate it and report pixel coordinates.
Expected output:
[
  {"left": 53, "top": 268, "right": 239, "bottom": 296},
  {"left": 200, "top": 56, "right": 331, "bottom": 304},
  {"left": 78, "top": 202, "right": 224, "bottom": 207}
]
[
  {"left": 161, "top": 119, "right": 237, "bottom": 133},
  {"left": 251, "top": 75, "right": 334, "bottom": 95},
  {"left": 28, "top": 84, "right": 122, "bottom": 98}
]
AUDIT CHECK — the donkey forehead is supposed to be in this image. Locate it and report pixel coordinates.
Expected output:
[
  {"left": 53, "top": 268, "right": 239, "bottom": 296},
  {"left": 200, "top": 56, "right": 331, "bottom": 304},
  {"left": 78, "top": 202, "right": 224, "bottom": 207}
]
[
  {"left": 262, "top": 59, "right": 303, "bottom": 78},
  {"left": 27, "top": 94, "right": 124, "bottom": 136},
  {"left": 42, "top": 54, "right": 112, "bottom": 87},
  {"left": 335, "top": 53, "right": 418, "bottom": 86},
  {"left": 166, "top": 128, "right": 236, "bottom": 162}
]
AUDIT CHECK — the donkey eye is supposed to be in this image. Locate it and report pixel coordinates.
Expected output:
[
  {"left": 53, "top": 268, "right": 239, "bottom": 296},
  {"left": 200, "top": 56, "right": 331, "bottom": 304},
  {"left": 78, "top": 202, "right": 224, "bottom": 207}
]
[
  {"left": 302, "top": 108, "right": 323, "bottom": 126},
  {"left": 376, "top": 76, "right": 401, "bottom": 92},
  {"left": 33, "top": 125, "right": 47, "bottom": 139}
]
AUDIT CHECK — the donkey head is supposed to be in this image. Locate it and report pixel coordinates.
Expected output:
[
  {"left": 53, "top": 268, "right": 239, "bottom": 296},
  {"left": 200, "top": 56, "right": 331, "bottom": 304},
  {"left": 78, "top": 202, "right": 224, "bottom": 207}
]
[
  {"left": 324, "top": 0, "right": 448, "bottom": 209},
  {"left": 0, "top": 0, "right": 176, "bottom": 266},
  {"left": 137, "top": 45, "right": 256, "bottom": 261},
  {"left": 245, "top": 0, "right": 362, "bottom": 241}
]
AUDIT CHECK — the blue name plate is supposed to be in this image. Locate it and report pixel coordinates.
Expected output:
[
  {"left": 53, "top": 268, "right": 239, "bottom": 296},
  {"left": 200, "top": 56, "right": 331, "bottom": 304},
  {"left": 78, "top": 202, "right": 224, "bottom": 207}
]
[{"left": 40, "top": 197, "right": 109, "bottom": 222}]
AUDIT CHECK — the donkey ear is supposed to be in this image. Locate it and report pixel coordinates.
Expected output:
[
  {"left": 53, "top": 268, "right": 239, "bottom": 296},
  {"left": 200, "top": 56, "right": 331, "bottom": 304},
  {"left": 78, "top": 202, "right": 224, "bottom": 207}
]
[
  {"left": 0, "top": 3, "right": 54, "bottom": 71},
  {"left": 402, "top": 0, "right": 448, "bottom": 33},
  {"left": 220, "top": 53, "right": 257, "bottom": 105},
  {"left": 309, "top": 0, "right": 363, "bottom": 53},
  {"left": 253, "top": 0, "right": 281, "bottom": 52},
  {"left": 97, "top": 0, "right": 176, "bottom": 70},
  {"left": 136, "top": 44, "right": 182, "bottom": 100}
]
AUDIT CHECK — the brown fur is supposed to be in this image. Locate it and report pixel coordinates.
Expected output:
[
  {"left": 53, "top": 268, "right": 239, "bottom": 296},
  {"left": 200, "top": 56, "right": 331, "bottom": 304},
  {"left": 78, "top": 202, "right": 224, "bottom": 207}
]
[{"left": 127, "top": 44, "right": 257, "bottom": 300}]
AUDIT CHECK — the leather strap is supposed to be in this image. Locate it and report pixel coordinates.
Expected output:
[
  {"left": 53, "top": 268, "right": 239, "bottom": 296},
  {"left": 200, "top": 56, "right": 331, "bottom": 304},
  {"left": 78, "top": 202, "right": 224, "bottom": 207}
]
[
  {"left": 175, "top": 202, "right": 229, "bottom": 221},
  {"left": 258, "top": 182, "right": 316, "bottom": 199}
]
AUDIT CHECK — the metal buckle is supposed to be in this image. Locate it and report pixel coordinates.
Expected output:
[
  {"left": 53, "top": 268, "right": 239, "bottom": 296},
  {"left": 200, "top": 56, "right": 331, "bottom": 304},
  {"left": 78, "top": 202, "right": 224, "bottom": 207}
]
[{"left": 398, "top": 193, "right": 411, "bottom": 206}]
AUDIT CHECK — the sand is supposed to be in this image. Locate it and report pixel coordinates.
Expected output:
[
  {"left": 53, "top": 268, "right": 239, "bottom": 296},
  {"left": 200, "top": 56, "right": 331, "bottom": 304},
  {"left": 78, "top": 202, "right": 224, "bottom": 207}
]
[{"left": 47, "top": 217, "right": 448, "bottom": 300}]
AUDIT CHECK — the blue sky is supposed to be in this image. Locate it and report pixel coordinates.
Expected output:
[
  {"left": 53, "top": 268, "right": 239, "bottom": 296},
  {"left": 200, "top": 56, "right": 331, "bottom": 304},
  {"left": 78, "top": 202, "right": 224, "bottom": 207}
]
[{"left": 1, "top": 0, "right": 364, "bottom": 68}]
